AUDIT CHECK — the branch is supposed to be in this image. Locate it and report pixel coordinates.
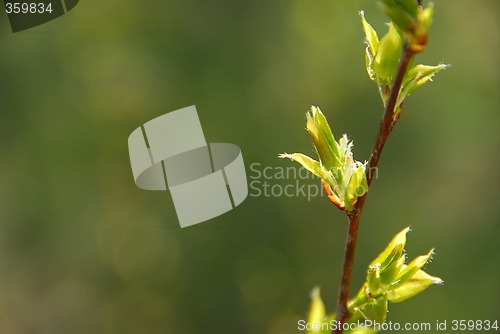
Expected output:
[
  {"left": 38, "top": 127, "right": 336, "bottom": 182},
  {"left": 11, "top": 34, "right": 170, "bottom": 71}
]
[{"left": 333, "top": 42, "right": 414, "bottom": 334}]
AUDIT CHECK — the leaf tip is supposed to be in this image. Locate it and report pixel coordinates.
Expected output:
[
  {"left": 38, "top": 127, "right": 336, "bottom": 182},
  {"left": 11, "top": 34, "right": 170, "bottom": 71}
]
[
  {"left": 434, "top": 277, "right": 444, "bottom": 285},
  {"left": 310, "top": 286, "right": 321, "bottom": 298},
  {"left": 278, "top": 153, "right": 291, "bottom": 159}
]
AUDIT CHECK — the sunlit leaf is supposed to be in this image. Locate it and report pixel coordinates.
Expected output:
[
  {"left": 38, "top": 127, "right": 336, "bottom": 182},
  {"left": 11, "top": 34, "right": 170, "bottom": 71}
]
[
  {"left": 370, "top": 227, "right": 410, "bottom": 268},
  {"left": 279, "top": 153, "right": 323, "bottom": 179},
  {"left": 374, "top": 23, "right": 403, "bottom": 83},
  {"left": 403, "top": 64, "right": 448, "bottom": 94},
  {"left": 306, "top": 106, "right": 341, "bottom": 170},
  {"left": 380, "top": 251, "right": 405, "bottom": 285},
  {"left": 388, "top": 269, "right": 443, "bottom": 303},
  {"left": 307, "top": 287, "right": 326, "bottom": 331},
  {"left": 366, "top": 265, "right": 382, "bottom": 296},
  {"left": 359, "top": 11, "right": 379, "bottom": 81},
  {"left": 280, "top": 107, "right": 367, "bottom": 212},
  {"left": 357, "top": 295, "right": 388, "bottom": 324},
  {"left": 380, "top": 0, "right": 418, "bottom": 32},
  {"left": 393, "top": 249, "right": 434, "bottom": 288}
]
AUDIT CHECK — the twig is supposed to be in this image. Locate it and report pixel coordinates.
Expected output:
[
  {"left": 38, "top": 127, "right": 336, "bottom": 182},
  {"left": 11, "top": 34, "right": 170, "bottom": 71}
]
[{"left": 333, "top": 42, "right": 414, "bottom": 334}]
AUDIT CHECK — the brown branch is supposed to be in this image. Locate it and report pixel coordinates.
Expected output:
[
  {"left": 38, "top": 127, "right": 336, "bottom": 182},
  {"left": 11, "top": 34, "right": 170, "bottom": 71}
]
[{"left": 333, "top": 43, "right": 414, "bottom": 334}]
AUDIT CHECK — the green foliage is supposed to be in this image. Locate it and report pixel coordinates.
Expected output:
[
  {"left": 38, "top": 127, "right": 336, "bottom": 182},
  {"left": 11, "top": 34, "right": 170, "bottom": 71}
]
[
  {"left": 282, "top": 1, "right": 446, "bottom": 332},
  {"left": 353, "top": 227, "right": 443, "bottom": 307},
  {"left": 306, "top": 228, "right": 443, "bottom": 333},
  {"left": 380, "top": 0, "right": 419, "bottom": 33},
  {"left": 360, "top": 8, "right": 448, "bottom": 110},
  {"left": 380, "top": 0, "right": 434, "bottom": 53},
  {"left": 307, "top": 287, "right": 326, "bottom": 334},
  {"left": 374, "top": 22, "right": 403, "bottom": 85},
  {"left": 399, "top": 63, "right": 449, "bottom": 106},
  {"left": 280, "top": 106, "right": 368, "bottom": 211}
]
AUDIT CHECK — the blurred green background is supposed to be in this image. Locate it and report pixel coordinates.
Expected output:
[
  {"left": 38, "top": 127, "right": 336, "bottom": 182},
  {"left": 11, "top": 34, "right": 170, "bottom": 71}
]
[{"left": 0, "top": 1, "right": 498, "bottom": 333}]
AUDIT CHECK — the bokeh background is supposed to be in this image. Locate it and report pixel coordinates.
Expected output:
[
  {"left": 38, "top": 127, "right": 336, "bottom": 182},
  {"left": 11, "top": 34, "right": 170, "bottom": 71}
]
[{"left": 0, "top": 1, "right": 498, "bottom": 333}]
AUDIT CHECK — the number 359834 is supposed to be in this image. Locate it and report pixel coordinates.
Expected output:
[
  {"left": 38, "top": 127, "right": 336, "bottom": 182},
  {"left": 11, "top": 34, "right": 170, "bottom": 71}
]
[{"left": 5, "top": 2, "right": 54, "bottom": 14}]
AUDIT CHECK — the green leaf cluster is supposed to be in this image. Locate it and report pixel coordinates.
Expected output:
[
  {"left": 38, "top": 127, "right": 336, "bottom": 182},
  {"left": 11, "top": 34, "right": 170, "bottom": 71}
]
[
  {"left": 280, "top": 106, "right": 368, "bottom": 211},
  {"left": 379, "top": 0, "right": 434, "bottom": 53},
  {"left": 360, "top": 9, "right": 448, "bottom": 111},
  {"left": 305, "top": 228, "right": 443, "bottom": 333}
]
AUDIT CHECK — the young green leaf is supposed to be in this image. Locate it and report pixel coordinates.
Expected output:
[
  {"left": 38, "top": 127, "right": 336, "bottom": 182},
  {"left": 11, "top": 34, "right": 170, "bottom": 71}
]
[
  {"left": 280, "top": 106, "right": 368, "bottom": 212},
  {"left": 370, "top": 227, "right": 410, "bottom": 268},
  {"left": 380, "top": 252, "right": 405, "bottom": 285},
  {"left": 359, "top": 11, "right": 379, "bottom": 81},
  {"left": 380, "top": 0, "right": 418, "bottom": 33},
  {"left": 278, "top": 153, "right": 333, "bottom": 184},
  {"left": 357, "top": 295, "right": 388, "bottom": 324},
  {"left": 396, "top": 63, "right": 448, "bottom": 109},
  {"left": 366, "top": 265, "right": 382, "bottom": 296},
  {"left": 307, "top": 287, "right": 326, "bottom": 333},
  {"left": 388, "top": 269, "right": 443, "bottom": 303},
  {"left": 360, "top": 228, "right": 443, "bottom": 305},
  {"left": 306, "top": 106, "right": 341, "bottom": 170},
  {"left": 408, "top": 3, "right": 435, "bottom": 53},
  {"left": 418, "top": 2, "right": 434, "bottom": 33},
  {"left": 403, "top": 64, "right": 448, "bottom": 94},
  {"left": 393, "top": 248, "right": 435, "bottom": 288},
  {"left": 373, "top": 23, "right": 403, "bottom": 83}
]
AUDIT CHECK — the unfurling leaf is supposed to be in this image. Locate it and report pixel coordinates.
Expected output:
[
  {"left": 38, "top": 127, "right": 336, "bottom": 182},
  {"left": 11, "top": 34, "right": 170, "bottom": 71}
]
[
  {"left": 401, "top": 64, "right": 449, "bottom": 96},
  {"left": 370, "top": 227, "right": 410, "bottom": 268},
  {"left": 380, "top": 250, "right": 405, "bottom": 285},
  {"left": 380, "top": 0, "right": 434, "bottom": 53},
  {"left": 393, "top": 248, "right": 435, "bottom": 288},
  {"left": 407, "top": 3, "right": 435, "bottom": 53},
  {"left": 359, "top": 11, "right": 379, "bottom": 81},
  {"left": 307, "top": 287, "right": 326, "bottom": 333},
  {"left": 357, "top": 295, "right": 388, "bottom": 324},
  {"left": 380, "top": 0, "right": 418, "bottom": 33},
  {"left": 278, "top": 153, "right": 333, "bottom": 184},
  {"left": 280, "top": 106, "right": 368, "bottom": 212},
  {"left": 349, "top": 227, "right": 443, "bottom": 324},
  {"left": 360, "top": 5, "right": 447, "bottom": 111},
  {"left": 366, "top": 265, "right": 382, "bottom": 296},
  {"left": 374, "top": 23, "right": 403, "bottom": 83},
  {"left": 360, "top": 11, "right": 379, "bottom": 56},
  {"left": 419, "top": 3, "right": 434, "bottom": 33},
  {"left": 388, "top": 269, "right": 443, "bottom": 303},
  {"left": 306, "top": 106, "right": 341, "bottom": 170}
]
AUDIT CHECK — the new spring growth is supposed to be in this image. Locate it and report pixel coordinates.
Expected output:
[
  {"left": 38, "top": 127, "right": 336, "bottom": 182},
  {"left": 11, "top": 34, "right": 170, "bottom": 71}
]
[
  {"left": 360, "top": 8, "right": 448, "bottom": 111},
  {"left": 306, "top": 228, "right": 443, "bottom": 331},
  {"left": 379, "top": 0, "right": 434, "bottom": 54},
  {"left": 279, "top": 106, "right": 368, "bottom": 211},
  {"left": 349, "top": 227, "right": 443, "bottom": 324}
]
